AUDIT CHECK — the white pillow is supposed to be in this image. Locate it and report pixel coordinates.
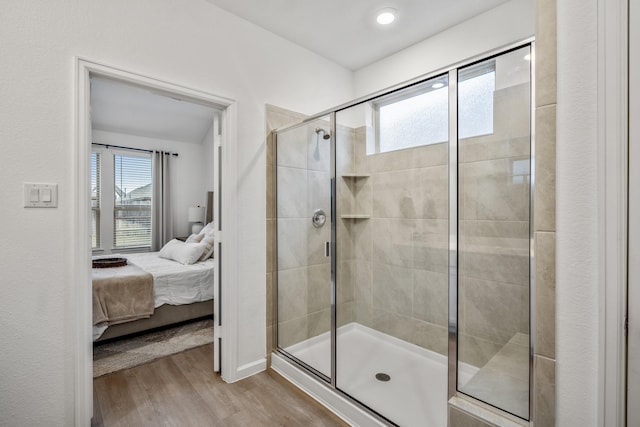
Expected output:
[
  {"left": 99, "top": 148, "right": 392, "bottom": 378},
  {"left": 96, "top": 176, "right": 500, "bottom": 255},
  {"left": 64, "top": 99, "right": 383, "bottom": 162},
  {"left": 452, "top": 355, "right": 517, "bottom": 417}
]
[
  {"left": 185, "top": 233, "right": 204, "bottom": 243},
  {"left": 158, "top": 239, "right": 205, "bottom": 265},
  {"left": 199, "top": 221, "right": 216, "bottom": 236},
  {"left": 198, "top": 235, "right": 215, "bottom": 261}
]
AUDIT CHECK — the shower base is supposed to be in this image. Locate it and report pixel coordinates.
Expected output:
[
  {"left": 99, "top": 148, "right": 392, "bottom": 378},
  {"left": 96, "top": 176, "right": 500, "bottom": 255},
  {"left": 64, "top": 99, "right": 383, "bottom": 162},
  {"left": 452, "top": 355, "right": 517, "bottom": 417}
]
[{"left": 274, "top": 323, "right": 477, "bottom": 426}]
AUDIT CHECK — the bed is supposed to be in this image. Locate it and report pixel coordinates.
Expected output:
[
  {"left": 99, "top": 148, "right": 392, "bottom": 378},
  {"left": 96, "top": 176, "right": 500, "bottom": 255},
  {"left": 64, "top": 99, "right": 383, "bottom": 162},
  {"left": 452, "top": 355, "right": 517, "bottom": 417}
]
[{"left": 92, "top": 251, "right": 215, "bottom": 342}]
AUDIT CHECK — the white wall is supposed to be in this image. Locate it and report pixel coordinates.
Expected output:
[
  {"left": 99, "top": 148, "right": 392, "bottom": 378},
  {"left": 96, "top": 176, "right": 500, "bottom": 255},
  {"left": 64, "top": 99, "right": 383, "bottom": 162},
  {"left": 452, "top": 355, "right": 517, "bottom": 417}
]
[
  {"left": 556, "top": 0, "right": 599, "bottom": 424},
  {"left": 353, "top": 0, "right": 535, "bottom": 97},
  {"left": 0, "top": 0, "right": 352, "bottom": 425},
  {"left": 92, "top": 130, "right": 210, "bottom": 238}
]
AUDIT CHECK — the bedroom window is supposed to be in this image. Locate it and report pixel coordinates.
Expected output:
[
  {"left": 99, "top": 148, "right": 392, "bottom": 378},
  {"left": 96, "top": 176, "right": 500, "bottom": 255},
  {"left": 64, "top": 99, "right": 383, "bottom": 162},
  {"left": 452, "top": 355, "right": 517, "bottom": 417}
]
[
  {"left": 91, "top": 147, "right": 152, "bottom": 253},
  {"left": 91, "top": 152, "right": 101, "bottom": 249},
  {"left": 113, "top": 154, "right": 152, "bottom": 248}
]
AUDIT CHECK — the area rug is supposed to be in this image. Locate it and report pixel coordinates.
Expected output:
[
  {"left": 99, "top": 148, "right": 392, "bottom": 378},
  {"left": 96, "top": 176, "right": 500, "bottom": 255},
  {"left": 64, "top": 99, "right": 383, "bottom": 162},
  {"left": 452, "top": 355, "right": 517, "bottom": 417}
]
[{"left": 93, "top": 318, "right": 213, "bottom": 378}]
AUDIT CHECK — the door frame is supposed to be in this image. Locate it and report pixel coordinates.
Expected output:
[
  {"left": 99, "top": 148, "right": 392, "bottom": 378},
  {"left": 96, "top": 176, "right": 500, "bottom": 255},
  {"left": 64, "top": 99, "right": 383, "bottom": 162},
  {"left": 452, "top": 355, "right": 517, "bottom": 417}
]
[
  {"left": 627, "top": 0, "right": 640, "bottom": 425},
  {"left": 597, "top": 0, "right": 629, "bottom": 425},
  {"left": 73, "top": 58, "right": 239, "bottom": 425}
]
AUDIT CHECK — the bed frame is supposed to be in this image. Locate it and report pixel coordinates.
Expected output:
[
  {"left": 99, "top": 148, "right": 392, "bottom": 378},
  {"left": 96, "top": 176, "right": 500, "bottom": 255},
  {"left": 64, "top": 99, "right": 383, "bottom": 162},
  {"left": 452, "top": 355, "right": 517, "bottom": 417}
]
[{"left": 94, "top": 299, "right": 214, "bottom": 342}]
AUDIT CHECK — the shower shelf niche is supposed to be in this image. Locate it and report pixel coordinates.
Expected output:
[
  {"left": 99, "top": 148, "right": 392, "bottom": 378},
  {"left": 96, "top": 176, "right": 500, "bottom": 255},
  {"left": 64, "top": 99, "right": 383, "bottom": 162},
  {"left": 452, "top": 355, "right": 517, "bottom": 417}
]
[{"left": 339, "top": 173, "right": 371, "bottom": 220}]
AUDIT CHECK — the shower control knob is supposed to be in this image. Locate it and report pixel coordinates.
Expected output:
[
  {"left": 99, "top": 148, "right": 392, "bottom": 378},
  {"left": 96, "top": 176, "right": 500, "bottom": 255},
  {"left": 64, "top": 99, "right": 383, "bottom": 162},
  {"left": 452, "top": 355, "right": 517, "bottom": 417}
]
[{"left": 312, "top": 209, "right": 326, "bottom": 228}]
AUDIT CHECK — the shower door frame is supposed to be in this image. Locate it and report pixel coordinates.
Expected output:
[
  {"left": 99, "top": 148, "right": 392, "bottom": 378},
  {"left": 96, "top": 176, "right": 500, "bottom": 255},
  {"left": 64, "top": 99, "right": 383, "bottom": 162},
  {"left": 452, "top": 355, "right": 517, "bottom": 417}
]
[{"left": 273, "top": 38, "right": 536, "bottom": 425}]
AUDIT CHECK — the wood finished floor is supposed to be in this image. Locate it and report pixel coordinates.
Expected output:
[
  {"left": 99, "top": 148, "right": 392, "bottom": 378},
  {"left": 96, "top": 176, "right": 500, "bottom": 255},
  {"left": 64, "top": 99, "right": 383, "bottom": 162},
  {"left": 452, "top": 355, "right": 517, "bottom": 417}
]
[{"left": 92, "top": 344, "right": 348, "bottom": 426}]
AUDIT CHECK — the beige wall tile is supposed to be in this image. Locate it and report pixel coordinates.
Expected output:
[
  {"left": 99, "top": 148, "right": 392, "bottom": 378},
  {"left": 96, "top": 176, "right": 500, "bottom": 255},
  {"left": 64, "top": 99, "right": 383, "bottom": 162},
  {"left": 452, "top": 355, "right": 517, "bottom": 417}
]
[
  {"left": 535, "top": 231, "right": 555, "bottom": 359},
  {"left": 307, "top": 170, "right": 330, "bottom": 216},
  {"left": 372, "top": 169, "right": 418, "bottom": 218},
  {"left": 277, "top": 267, "right": 308, "bottom": 322},
  {"left": 410, "top": 321, "right": 448, "bottom": 354},
  {"left": 413, "top": 219, "right": 449, "bottom": 273},
  {"left": 535, "top": 0, "right": 557, "bottom": 107},
  {"left": 308, "top": 263, "right": 331, "bottom": 313},
  {"left": 336, "top": 126, "right": 355, "bottom": 174},
  {"left": 337, "top": 301, "right": 355, "bottom": 328},
  {"left": 534, "top": 355, "right": 556, "bottom": 427},
  {"left": 307, "top": 309, "right": 330, "bottom": 338},
  {"left": 372, "top": 264, "right": 413, "bottom": 317},
  {"left": 275, "top": 125, "right": 307, "bottom": 168},
  {"left": 459, "top": 276, "right": 529, "bottom": 345},
  {"left": 372, "top": 218, "right": 415, "bottom": 268},
  {"left": 277, "top": 317, "right": 309, "bottom": 349},
  {"left": 493, "top": 83, "right": 531, "bottom": 138},
  {"left": 448, "top": 405, "right": 498, "bottom": 427},
  {"left": 417, "top": 165, "right": 449, "bottom": 219},
  {"left": 460, "top": 136, "right": 529, "bottom": 164},
  {"left": 458, "top": 333, "right": 505, "bottom": 368},
  {"left": 459, "top": 248, "right": 529, "bottom": 287},
  {"left": 277, "top": 166, "right": 307, "bottom": 218},
  {"left": 266, "top": 219, "right": 275, "bottom": 273},
  {"left": 460, "top": 158, "right": 530, "bottom": 222},
  {"left": 277, "top": 219, "right": 308, "bottom": 270},
  {"left": 307, "top": 126, "right": 331, "bottom": 173},
  {"left": 371, "top": 309, "right": 414, "bottom": 343},
  {"left": 266, "top": 133, "right": 275, "bottom": 220},
  {"left": 414, "top": 269, "right": 448, "bottom": 326},
  {"left": 266, "top": 272, "right": 274, "bottom": 327},
  {"left": 307, "top": 221, "right": 331, "bottom": 266},
  {"left": 535, "top": 104, "right": 556, "bottom": 232}
]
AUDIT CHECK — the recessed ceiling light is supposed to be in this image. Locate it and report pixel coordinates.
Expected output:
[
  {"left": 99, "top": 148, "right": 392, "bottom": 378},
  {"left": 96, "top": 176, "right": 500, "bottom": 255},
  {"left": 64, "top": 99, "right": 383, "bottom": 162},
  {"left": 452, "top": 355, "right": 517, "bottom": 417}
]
[
  {"left": 376, "top": 8, "right": 396, "bottom": 25},
  {"left": 524, "top": 53, "right": 532, "bottom": 61},
  {"left": 432, "top": 82, "right": 445, "bottom": 89}
]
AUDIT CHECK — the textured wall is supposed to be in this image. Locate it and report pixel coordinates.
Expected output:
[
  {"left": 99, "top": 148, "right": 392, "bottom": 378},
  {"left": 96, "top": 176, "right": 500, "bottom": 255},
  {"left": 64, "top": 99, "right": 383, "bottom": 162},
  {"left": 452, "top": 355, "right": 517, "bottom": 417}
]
[{"left": 0, "top": 1, "right": 353, "bottom": 424}]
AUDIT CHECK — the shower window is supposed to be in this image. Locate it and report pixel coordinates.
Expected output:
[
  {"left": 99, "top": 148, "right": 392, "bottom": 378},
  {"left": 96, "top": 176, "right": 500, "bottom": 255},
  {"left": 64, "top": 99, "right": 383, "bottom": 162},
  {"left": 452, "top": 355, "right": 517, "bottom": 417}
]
[
  {"left": 372, "top": 76, "right": 449, "bottom": 154},
  {"left": 458, "top": 63, "right": 496, "bottom": 139}
]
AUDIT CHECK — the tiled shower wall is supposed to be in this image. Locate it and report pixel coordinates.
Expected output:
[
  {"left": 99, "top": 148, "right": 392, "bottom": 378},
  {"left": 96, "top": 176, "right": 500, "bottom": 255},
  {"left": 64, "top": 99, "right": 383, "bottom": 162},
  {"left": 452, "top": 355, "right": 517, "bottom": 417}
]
[
  {"left": 266, "top": 105, "right": 307, "bottom": 363},
  {"left": 335, "top": 82, "right": 530, "bottom": 365},
  {"left": 336, "top": 127, "right": 450, "bottom": 355},
  {"left": 274, "top": 120, "right": 332, "bottom": 349}
]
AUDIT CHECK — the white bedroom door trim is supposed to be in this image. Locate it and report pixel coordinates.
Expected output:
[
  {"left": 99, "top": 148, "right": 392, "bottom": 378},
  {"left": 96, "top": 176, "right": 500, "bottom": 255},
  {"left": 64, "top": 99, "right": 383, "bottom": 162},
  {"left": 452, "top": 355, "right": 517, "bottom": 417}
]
[
  {"left": 628, "top": 0, "right": 640, "bottom": 424},
  {"left": 597, "top": 0, "right": 629, "bottom": 425},
  {"left": 74, "top": 58, "right": 239, "bottom": 426}
]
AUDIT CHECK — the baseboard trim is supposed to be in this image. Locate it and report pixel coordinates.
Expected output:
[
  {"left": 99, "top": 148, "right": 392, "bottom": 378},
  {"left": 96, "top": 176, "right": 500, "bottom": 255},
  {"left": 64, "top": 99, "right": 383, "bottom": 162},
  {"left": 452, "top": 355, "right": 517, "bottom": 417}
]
[{"left": 233, "top": 357, "right": 266, "bottom": 382}]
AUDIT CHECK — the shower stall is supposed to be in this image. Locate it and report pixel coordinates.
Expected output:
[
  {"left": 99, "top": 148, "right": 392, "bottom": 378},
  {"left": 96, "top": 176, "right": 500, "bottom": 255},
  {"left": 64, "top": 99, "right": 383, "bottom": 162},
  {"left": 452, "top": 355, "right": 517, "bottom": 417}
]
[{"left": 272, "top": 43, "right": 533, "bottom": 426}]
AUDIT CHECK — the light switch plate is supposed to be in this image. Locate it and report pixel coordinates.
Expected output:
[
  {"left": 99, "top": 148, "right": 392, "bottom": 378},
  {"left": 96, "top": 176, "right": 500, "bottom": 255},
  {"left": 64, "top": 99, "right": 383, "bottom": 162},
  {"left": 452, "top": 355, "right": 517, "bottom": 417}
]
[{"left": 24, "top": 183, "right": 58, "bottom": 208}]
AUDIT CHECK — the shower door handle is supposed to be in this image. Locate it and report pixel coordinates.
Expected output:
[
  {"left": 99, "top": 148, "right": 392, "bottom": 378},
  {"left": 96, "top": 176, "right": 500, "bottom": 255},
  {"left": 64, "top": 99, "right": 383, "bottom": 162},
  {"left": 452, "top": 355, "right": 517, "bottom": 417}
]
[{"left": 325, "top": 241, "right": 330, "bottom": 257}]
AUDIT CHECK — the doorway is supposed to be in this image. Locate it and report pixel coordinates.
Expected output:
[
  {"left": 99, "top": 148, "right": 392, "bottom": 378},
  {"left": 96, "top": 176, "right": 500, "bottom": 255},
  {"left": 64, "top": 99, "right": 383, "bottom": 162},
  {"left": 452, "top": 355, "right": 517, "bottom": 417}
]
[{"left": 74, "top": 59, "right": 237, "bottom": 423}]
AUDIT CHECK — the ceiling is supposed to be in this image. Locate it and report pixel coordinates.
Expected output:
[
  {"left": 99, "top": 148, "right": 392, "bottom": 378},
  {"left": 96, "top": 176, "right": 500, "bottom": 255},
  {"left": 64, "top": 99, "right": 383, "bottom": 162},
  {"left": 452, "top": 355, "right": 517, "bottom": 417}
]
[
  {"left": 206, "top": 0, "right": 512, "bottom": 70},
  {"left": 90, "top": 77, "right": 219, "bottom": 144},
  {"left": 90, "top": 1, "right": 513, "bottom": 140}
]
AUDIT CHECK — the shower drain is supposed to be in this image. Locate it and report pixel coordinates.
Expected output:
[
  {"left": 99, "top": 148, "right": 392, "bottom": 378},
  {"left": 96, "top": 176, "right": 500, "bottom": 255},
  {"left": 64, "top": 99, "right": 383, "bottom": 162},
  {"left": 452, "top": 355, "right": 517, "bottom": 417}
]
[{"left": 375, "top": 373, "right": 391, "bottom": 382}]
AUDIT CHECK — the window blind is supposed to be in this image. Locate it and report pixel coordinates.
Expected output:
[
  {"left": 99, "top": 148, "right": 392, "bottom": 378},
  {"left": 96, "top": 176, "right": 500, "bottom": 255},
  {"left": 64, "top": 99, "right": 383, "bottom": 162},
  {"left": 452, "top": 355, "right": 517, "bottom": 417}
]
[
  {"left": 113, "top": 154, "right": 152, "bottom": 248},
  {"left": 91, "top": 152, "right": 100, "bottom": 249}
]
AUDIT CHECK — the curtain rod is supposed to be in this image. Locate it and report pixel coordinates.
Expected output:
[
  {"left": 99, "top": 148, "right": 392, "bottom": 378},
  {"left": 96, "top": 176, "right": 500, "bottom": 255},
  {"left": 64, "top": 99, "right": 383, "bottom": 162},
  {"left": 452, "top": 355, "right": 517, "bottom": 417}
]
[{"left": 92, "top": 142, "right": 178, "bottom": 157}]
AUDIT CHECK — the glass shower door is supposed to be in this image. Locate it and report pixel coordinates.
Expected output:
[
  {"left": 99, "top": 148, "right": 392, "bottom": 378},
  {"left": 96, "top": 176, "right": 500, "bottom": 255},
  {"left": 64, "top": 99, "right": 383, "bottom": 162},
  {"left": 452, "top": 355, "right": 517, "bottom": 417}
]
[
  {"left": 334, "top": 75, "right": 451, "bottom": 426},
  {"left": 457, "top": 45, "right": 532, "bottom": 420},
  {"left": 275, "top": 116, "right": 333, "bottom": 379}
]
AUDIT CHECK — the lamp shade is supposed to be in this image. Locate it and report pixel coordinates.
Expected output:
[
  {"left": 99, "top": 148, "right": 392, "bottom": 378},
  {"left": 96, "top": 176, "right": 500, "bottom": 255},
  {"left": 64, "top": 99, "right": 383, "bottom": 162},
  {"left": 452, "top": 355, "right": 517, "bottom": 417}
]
[{"left": 187, "top": 206, "right": 205, "bottom": 223}]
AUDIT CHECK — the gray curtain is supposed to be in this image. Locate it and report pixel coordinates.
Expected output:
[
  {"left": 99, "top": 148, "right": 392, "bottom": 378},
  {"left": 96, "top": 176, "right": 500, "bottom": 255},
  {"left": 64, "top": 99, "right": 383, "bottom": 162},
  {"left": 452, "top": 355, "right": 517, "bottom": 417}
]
[{"left": 151, "top": 151, "right": 172, "bottom": 251}]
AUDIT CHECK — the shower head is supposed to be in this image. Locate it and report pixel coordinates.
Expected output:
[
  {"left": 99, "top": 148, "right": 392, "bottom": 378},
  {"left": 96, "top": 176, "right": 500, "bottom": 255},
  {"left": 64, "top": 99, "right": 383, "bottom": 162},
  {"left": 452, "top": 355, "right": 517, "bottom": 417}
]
[{"left": 315, "top": 127, "right": 331, "bottom": 140}]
